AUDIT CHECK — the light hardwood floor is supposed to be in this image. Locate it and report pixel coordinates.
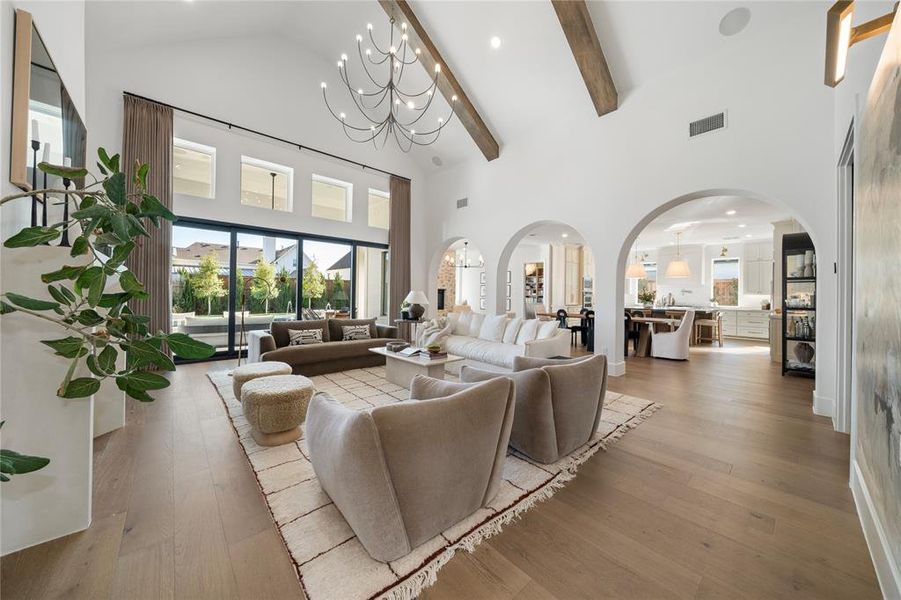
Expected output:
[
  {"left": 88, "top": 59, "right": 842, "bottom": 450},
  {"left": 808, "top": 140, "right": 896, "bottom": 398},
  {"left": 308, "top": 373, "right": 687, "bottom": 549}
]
[{"left": 1, "top": 340, "right": 879, "bottom": 599}]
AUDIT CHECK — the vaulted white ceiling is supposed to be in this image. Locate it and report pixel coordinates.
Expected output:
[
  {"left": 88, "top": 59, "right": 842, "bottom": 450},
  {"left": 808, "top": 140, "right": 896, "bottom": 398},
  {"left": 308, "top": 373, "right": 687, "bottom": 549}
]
[{"left": 90, "top": 1, "right": 823, "bottom": 171}]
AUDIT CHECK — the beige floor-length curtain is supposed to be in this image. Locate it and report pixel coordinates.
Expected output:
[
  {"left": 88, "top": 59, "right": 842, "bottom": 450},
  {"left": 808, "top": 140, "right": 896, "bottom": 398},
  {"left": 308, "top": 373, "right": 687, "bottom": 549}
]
[
  {"left": 388, "top": 176, "right": 411, "bottom": 319},
  {"left": 122, "top": 94, "right": 173, "bottom": 343}
]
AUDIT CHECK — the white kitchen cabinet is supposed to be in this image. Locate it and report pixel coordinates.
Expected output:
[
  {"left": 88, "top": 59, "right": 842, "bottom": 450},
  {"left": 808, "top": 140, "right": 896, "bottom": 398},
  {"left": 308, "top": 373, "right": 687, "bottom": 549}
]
[
  {"left": 742, "top": 242, "right": 773, "bottom": 295},
  {"left": 720, "top": 309, "right": 770, "bottom": 340}
]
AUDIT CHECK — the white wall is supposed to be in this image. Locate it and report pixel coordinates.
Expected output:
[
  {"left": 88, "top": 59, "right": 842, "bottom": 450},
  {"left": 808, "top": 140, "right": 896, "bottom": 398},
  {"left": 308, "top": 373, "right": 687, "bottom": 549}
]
[
  {"left": 422, "top": 2, "right": 838, "bottom": 403},
  {"left": 84, "top": 31, "right": 427, "bottom": 284},
  {"left": 1, "top": 0, "right": 94, "bottom": 555}
]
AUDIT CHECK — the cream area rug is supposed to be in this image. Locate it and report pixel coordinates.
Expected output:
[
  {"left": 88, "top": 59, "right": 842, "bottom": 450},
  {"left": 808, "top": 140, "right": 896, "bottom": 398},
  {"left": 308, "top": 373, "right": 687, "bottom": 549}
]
[{"left": 207, "top": 366, "right": 660, "bottom": 600}]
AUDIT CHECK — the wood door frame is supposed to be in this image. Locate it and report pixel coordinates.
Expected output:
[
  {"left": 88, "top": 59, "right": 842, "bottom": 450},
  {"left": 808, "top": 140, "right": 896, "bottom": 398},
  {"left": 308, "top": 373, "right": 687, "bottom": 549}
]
[{"left": 836, "top": 121, "right": 855, "bottom": 437}]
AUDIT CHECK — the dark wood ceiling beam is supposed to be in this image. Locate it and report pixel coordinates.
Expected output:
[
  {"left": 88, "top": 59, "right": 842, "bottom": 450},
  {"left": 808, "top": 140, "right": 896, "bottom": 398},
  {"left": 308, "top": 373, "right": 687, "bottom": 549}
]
[
  {"left": 551, "top": 0, "right": 618, "bottom": 117},
  {"left": 378, "top": 0, "right": 500, "bottom": 161}
]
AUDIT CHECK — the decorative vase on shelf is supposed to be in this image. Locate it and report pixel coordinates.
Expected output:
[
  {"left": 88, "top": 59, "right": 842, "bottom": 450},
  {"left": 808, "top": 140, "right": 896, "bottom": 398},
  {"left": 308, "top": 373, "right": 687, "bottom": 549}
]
[{"left": 794, "top": 342, "right": 815, "bottom": 365}]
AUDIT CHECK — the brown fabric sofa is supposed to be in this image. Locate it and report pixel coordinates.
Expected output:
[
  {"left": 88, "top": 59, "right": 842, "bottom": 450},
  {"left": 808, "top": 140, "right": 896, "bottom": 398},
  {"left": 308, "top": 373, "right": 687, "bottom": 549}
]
[
  {"left": 259, "top": 318, "right": 398, "bottom": 376},
  {"left": 461, "top": 354, "right": 607, "bottom": 464},
  {"left": 305, "top": 375, "right": 515, "bottom": 562}
]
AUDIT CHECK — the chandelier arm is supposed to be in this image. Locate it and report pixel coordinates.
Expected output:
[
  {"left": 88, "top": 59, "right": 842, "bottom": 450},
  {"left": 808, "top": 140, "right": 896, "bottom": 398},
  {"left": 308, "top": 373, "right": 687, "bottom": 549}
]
[
  {"left": 392, "top": 73, "right": 440, "bottom": 99},
  {"left": 342, "top": 119, "right": 389, "bottom": 144},
  {"left": 368, "top": 27, "right": 389, "bottom": 56},
  {"left": 357, "top": 42, "right": 389, "bottom": 88},
  {"left": 391, "top": 126, "right": 414, "bottom": 153},
  {"left": 322, "top": 89, "right": 383, "bottom": 132},
  {"left": 337, "top": 68, "right": 390, "bottom": 125}
]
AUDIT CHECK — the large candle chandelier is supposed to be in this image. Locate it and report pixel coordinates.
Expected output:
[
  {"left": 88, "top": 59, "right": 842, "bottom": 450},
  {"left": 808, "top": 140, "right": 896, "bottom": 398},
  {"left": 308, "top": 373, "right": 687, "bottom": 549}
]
[
  {"left": 444, "top": 241, "right": 484, "bottom": 269},
  {"left": 321, "top": 18, "right": 457, "bottom": 152}
]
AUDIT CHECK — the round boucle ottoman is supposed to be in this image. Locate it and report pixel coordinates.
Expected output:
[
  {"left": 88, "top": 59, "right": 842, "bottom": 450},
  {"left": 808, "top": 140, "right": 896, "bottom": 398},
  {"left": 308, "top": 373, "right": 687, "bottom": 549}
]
[
  {"left": 231, "top": 361, "right": 292, "bottom": 398},
  {"left": 241, "top": 374, "right": 314, "bottom": 446}
]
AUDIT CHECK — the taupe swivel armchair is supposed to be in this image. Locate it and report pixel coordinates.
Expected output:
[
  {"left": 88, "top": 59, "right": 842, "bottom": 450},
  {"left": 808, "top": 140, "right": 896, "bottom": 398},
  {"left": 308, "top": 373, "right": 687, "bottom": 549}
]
[
  {"left": 462, "top": 355, "right": 607, "bottom": 464},
  {"left": 305, "top": 376, "right": 514, "bottom": 562}
]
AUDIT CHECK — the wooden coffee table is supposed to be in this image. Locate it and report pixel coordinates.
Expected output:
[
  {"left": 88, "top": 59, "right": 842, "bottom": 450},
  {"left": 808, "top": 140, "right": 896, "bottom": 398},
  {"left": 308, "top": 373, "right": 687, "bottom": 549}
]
[{"left": 369, "top": 347, "right": 464, "bottom": 388}]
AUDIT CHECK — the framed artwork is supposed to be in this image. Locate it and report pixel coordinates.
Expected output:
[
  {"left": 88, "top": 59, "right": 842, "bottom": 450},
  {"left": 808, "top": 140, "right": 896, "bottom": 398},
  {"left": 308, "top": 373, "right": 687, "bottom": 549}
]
[
  {"left": 479, "top": 284, "right": 486, "bottom": 298},
  {"left": 505, "top": 284, "right": 512, "bottom": 298},
  {"left": 479, "top": 298, "right": 486, "bottom": 310},
  {"left": 505, "top": 298, "right": 511, "bottom": 311},
  {"left": 506, "top": 270, "right": 512, "bottom": 284},
  {"left": 480, "top": 272, "right": 487, "bottom": 284}
]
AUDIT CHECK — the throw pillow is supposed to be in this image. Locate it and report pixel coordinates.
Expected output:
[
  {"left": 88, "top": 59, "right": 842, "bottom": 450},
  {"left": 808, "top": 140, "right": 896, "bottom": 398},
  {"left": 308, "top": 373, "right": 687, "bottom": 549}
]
[
  {"left": 503, "top": 317, "right": 523, "bottom": 344},
  {"left": 478, "top": 315, "right": 508, "bottom": 342},
  {"left": 537, "top": 320, "right": 561, "bottom": 340},
  {"left": 515, "top": 319, "right": 540, "bottom": 344},
  {"left": 453, "top": 312, "right": 472, "bottom": 336},
  {"left": 342, "top": 325, "right": 371, "bottom": 340},
  {"left": 288, "top": 328, "right": 323, "bottom": 346},
  {"left": 468, "top": 313, "right": 485, "bottom": 337}
]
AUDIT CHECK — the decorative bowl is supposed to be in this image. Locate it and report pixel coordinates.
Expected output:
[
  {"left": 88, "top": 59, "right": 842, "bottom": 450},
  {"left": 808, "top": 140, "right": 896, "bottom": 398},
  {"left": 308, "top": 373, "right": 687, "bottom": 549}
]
[{"left": 387, "top": 341, "right": 409, "bottom": 353}]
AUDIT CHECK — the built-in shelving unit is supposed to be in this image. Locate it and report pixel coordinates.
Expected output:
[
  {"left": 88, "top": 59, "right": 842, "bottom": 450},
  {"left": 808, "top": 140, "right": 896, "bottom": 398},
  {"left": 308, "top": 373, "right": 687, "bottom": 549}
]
[
  {"left": 524, "top": 262, "right": 545, "bottom": 306},
  {"left": 781, "top": 232, "right": 816, "bottom": 378}
]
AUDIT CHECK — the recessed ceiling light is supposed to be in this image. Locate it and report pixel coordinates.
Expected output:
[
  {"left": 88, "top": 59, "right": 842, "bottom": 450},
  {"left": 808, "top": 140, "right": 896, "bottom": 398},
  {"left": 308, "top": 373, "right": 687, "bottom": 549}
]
[
  {"left": 745, "top": 234, "right": 753, "bottom": 238},
  {"left": 719, "top": 7, "right": 751, "bottom": 37},
  {"left": 431, "top": 155, "right": 443, "bottom": 167},
  {"left": 561, "top": 233, "right": 569, "bottom": 238},
  {"left": 490, "top": 36, "right": 502, "bottom": 49},
  {"left": 738, "top": 223, "right": 747, "bottom": 228},
  {"left": 726, "top": 210, "right": 736, "bottom": 215}
]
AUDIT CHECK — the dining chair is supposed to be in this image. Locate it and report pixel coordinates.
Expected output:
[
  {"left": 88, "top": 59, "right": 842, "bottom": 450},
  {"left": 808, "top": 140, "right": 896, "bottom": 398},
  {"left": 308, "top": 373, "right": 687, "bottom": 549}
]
[
  {"left": 624, "top": 312, "right": 640, "bottom": 356},
  {"left": 651, "top": 310, "right": 695, "bottom": 360}
]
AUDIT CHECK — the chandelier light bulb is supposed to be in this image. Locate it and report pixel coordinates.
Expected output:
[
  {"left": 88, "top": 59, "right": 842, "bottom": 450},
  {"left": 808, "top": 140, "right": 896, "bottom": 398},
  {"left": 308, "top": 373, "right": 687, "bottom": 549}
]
[
  {"left": 402, "top": 34, "right": 408, "bottom": 41},
  {"left": 356, "top": 34, "right": 362, "bottom": 42},
  {"left": 415, "top": 48, "right": 421, "bottom": 55},
  {"left": 434, "top": 63, "right": 442, "bottom": 73},
  {"left": 389, "top": 45, "right": 396, "bottom": 54},
  {"left": 438, "top": 117, "right": 444, "bottom": 123},
  {"left": 426, "top": 89, "right": 433, "bottom": 96},
  {"left": 357, "top": 88, "right": 363, "bottom": 94},
  {"left": 451, "top": 94, "right": 458, "bottom": 102},
  {"left": 337, "top": 61, "right": 343, "bottom": 68},
  {"left": 321, "top": 82, "right": 327, "bottom": 88},
  {"left": 410, "top": 129, "right": 416, "bottom": 135},
  {"left": 367, "top": 23, "right": 373, "bottom": 30},
  {"left": 365, "top": 48, "right": 372, "bottom": 56},
  {"left": 341, "top": 53, "right": 348, "bottom": 61},
  {"left": 394, "top": 98, "right": 401, "bottom": 105},
  {"left": 401, "top": 22, "right": 407, "bottom": 30},
  {"left": 406, "top": 100, "right": 415, "bottom": 109},
  {"left": 339, "top": 112, "right": 346, "bottom": 120}
]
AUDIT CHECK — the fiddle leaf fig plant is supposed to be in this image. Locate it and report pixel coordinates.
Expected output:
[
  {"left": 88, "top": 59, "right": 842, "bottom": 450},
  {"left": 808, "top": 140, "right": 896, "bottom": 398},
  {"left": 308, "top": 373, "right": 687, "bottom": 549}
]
[{"left": 0, "top": 148, "right": 216, "bottom": 480}]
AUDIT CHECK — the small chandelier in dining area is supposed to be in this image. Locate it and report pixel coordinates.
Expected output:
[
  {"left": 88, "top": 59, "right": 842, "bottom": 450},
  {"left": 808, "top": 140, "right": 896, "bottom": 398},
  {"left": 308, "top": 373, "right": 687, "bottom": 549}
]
[
  {"left": 445, "top": 241, "right": 484, "bottom": 269},
  {"left": 321, "top": 18, "right": 456, "bottom": 152}
]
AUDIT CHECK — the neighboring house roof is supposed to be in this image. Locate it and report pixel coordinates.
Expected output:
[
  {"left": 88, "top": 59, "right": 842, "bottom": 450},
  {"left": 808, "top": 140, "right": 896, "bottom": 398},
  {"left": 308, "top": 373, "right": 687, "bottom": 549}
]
[
  {"left": 172, "top": 241, "right": 312, "bottom": 274},
  {"left": 327, "top": 251, "right": 352, "bottom": 272}
]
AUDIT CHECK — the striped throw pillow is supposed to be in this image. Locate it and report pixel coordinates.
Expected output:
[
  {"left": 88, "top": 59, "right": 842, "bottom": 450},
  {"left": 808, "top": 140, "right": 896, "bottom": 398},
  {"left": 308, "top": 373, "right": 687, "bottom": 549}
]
[
  {"left": 288, "top": 329, "right": 323, "bottom": 346},
  {"left": 342, "top": 325, "right": 371, "bottom": 341}
]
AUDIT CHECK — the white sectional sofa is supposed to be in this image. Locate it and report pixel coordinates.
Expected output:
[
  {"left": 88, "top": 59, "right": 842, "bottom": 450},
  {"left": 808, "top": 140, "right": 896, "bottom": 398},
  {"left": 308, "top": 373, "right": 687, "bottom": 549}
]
[{"left": 426, "top": 312, "right": 571, "bottom": 373}]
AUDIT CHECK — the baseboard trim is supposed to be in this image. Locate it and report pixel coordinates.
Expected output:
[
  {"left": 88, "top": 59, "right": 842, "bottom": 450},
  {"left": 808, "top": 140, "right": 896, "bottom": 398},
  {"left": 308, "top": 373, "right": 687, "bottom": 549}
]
[
  {"left": 608, "top": 360, "right": 626, "bottom": 377},
  {"left": 812, "top": 389, "right": 834, "bottom": 418},
  {"left": 851, "top": 459, "right": 901, "bottom": 599}
]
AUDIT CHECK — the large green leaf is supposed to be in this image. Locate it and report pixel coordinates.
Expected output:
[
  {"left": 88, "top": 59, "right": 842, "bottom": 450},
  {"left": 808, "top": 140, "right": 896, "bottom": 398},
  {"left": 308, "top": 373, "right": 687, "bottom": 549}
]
[
  {"left": 97, "top": 292, "right": 130, "bottom": 308},
  {"left": 0, "top": 301, "right": 16, "bottom": 315},
  {"left": 41, "top": 336, "right": 85, "bottom": 358},
  {"left": 126, "top": 214, "right": 150, "bottom": 238},
  {"left": 110, "top": 213, "right": 130, "bottom": 242},
  {"left": 125, "top": 340, "right": 176, "bottom": 371},
  {"left": 38, "top": 161, "right": 88, "bottom": 179},
  {"left": 119, "top": 270, "right": 144, "bottom": 295},
  {"left": 69, "top": 236, "right": 89, "bottom": 257},
  {"left": 165, "top": 333, "right": 216, "bottom": 360},
  {"left": 76, "top": 309, "right": 105, "bottom": 327},
  {"left": 140, "top": 194, "right": 176, "bottom": 222},
  {"left": 104, "top": 241, "right": 134, "bottom": 271},
  {"left": 41, "top": 265, "right": 84, "bottom": 284},
  {"left": 75, "top": 266, "right": 103, "bottom": 295},
  {"left": 0, "top": 449, "right": 50, "bottom": 476},
  {"left": 4, "top": 293, "right": 59, "bottom": 311},
  {"left": 135, "top": 163, "right": 149, "bottom": 190},
  {"left": 104, "top": 172, "right": 127, "bottom": 205},
  {"left": 98, "top": 345, "right": 118, "bottom": 373},
  {"left": 46, "top": 285, "right": 72, "bottom": 306},
  {"left": 116, "top": 371, "right": 170, "bottom": 392},
  {"left": 59, "top": 377, "right": 101, "bottom": 399},
  {"left": 88, "top": 270, "right": 107, "bottom": 307},
  {"left": 97, "top": 147, "right": 120, "bottom": 173},
  {"left": 71, "top": 203, "right": 112, "bottom": 220},
  {"left": 4, "top": 226, "right": 59, "bottom": 248}
]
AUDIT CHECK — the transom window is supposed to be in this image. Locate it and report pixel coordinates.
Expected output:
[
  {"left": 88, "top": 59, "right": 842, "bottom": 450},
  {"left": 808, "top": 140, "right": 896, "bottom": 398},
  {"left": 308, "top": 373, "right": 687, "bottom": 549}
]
[
  {"left": 312, "top": 175, "right": 352, "bottom": 222},
  {"left": 174, "top": 138, "right": 215, "bottom": 199},
  {"left": 241, "top": 156, "right": 292, "bottom": 212},
  {"left": 711, "top": 257, "right": 740, "bottom": 306},
  {"left": 368, "top": 189, "right": 390, "bottom": 230}
]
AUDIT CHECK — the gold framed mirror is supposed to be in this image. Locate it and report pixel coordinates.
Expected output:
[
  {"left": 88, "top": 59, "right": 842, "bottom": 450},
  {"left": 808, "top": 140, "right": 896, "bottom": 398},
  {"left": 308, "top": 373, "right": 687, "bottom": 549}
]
[{"left": 10, "top": 8, "right": 87, "bottom": 191}]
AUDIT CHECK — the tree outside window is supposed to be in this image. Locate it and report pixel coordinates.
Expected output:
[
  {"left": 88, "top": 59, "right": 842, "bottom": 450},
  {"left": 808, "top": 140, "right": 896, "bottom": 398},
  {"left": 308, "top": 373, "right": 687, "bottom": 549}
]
[{"left": 712, "top": 258, "right": 740, "bottom": 306}]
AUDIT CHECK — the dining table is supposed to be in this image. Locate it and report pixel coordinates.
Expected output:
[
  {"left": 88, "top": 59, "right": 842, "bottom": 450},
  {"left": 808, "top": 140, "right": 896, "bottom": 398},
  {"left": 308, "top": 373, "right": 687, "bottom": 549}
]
[
  {"left": 536, "top": 312, "right": 595, "bottom": 352},
  {"left": 628, "top": 316, "right": 681, "bottom": 357}
]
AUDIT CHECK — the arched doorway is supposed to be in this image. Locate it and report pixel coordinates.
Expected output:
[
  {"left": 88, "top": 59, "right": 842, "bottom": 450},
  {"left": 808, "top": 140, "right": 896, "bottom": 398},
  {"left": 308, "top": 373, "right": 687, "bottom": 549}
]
[
  {"left": 496, "top": 220, "right": 597, "bottom": 350},
  {"left": 427, "top": 238, "right": 486, "bottom": 316},
  {"left": 613, "top": 190, "right": 821, "bottom": 383}
]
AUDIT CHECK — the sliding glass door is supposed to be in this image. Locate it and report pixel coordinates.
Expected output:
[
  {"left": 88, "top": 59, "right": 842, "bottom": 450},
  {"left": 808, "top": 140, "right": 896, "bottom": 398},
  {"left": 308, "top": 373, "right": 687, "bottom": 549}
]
[
  {"left": 170, "top": 218, "right": 387, "bottom": 360},
  {"left": 171, "top": 224, "right": 234, "bottom": 355}
]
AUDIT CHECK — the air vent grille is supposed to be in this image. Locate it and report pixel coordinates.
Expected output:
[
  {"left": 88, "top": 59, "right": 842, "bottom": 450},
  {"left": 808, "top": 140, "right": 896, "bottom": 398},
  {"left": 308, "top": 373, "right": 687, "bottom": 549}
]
[
  {"left": 689, "top": 112, "right": 726, "bottom": 137},
  {"left": 456, "top": 197, "right": 468, "bottom": 209}
]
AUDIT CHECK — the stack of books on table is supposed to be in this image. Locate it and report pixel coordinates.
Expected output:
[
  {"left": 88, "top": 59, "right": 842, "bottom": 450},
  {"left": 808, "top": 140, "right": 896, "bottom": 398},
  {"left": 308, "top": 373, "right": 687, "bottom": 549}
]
[{"left": 397, "top": 347, "right": 447, "bottom": 359}]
